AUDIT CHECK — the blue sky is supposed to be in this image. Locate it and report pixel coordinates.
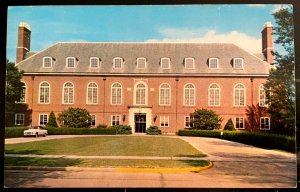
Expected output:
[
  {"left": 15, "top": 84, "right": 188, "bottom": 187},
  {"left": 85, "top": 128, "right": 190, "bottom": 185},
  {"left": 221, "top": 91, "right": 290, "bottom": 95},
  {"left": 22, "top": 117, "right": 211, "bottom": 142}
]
[{"left": 7, "top": 4, "right": 291, "bottom": 62}]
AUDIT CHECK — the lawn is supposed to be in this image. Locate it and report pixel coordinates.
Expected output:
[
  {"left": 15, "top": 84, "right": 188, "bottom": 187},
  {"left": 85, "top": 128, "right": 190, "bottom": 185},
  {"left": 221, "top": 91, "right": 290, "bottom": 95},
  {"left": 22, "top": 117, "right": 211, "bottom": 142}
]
[{"left": 5, "top": 136, "right": 206, "bottom": 157}]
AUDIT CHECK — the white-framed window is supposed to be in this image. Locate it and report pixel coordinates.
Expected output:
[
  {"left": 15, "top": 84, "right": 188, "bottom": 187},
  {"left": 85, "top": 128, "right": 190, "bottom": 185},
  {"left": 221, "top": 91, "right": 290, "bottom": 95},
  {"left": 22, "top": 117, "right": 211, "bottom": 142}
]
[
  {"left": 184, "top": 116, "right": 193, "bottom": 128},
  {"left": 184, "top": 83, "right": 195, "bottom": 106},
  {"left": 15, "top": 113, "right": 25, "bottom": 125},
  {"left": 111, "top": 82, "right": 122, "bottom": 105},
  {"left": 66, "top": 57, "right": 76, "bottom": 68},
  {"left": 88, "top": 114, "right": 96, "bottom": 127},
  {"left": 137, "top": 57, "right": 147, "bottom": 69},
  {"left": 113, "top": 57, "right": 123, "bottom": 69},
  {"left": 209, "top": 58, "right": 219, "bottom": 69},
  {"left": 90, "top": 57, "right": 100, "bottom": 68},
  {"left": 233, "top": 58, "right": 244, "bottom": 69},
  {"left": 234, "top": 84, "right": 245, "bottom": 106},
  {"left": 39, "top": 81, "right": 50, "bottom": 104},
  {"left": 63, "top": 82, "right": 74, "bottom": 104},
  {"left": 87, "top": 82, "right": 98, "bottom": 104},
  {"left": 16, "top": 81, "right": 26, "bottom": 103},
  {"left": 161, "top": 58, "right": 170, "bottom": 69},
  {"left": 160, "top": 116, "right": 169, "bottom": 127},
  {"left": 39, "top": 114, "right": 48, "bottom": 125},
  {"left": 159, "top": 83, "right": 171, "bottom": 105},
  {"left": 111, "top": 115, "right": 120, "bottom": 126},
  {"left": 184, "top": 58, "right": 195, "bottom": 69},
  {"left": 135, "top": 82, "right": 147, "bottom": 105},
  {"left": 235, "top": 117, "right": 245, "bottom": 129},
  {"left": 43, "top": 57, "right": 53, "bottom": 68},
  {"left": 260, "top": 117, "right": 270, "bottom": 130},
  {"left": 209, "top": 83, "right": 220, "bottom": 106},
  {"left": 259, "top": 84, "right": 267, "bottom": 107}
]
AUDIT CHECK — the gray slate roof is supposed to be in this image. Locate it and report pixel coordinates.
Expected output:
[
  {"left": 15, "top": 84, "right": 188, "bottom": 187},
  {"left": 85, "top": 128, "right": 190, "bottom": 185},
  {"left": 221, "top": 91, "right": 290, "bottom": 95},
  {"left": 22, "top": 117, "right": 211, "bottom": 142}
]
[{"left": 16, "top": 42, "right": 272, "bottom": 76}]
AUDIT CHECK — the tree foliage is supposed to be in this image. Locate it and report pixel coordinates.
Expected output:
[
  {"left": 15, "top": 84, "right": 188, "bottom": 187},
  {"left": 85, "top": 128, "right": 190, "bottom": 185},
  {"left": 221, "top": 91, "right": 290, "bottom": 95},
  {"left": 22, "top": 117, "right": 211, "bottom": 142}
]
[
  {"left": 224, "top": 118, "right": 235, "bottom": 131},
  {"left": 46, "top": 111, "right": 58, "bottom": 128},
  {"left": 58, "top": 108, "right": 91, "bottom": 128},
  {"left": 264, "top": 6, "right": 295, "bottom": 135},
  {"left": 190, "top": 108, "right": 222, "bottom": 130}
]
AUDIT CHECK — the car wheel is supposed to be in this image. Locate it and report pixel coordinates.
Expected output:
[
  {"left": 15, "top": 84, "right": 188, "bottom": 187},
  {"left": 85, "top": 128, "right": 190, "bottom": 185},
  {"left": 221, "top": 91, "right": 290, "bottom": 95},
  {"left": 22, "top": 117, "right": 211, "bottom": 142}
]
[{"left": 43, "top": 133, "right": 47, "bottom": 137}]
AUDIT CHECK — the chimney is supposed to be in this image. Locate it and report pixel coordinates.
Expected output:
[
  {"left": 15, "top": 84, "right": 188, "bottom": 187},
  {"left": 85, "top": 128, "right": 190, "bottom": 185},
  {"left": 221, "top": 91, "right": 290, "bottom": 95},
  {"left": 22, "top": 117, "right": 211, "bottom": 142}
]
[
  {"left": 16, "top": 22, "right": 31, "bottom": 64},
  {"left": 261, "top": 22, "right": 274, "bottom": 64}
]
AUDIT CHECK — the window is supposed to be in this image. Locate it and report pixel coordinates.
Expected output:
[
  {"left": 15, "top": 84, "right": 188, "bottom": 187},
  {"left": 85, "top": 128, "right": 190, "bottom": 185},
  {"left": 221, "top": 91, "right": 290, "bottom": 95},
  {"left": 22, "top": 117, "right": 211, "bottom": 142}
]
[
  {"left": 111, "top": 115, "right": 120, "bottom": 126},
  {"left": 160, "top": 116, "right": 169, "bottom": 127},
  {"left": 185, "top": 116, "right": 193, "bottom": 128},
  {"left": 111, "top": 83, "right": 122, "bottom": 105},
  {"left": 209, "top": 84, "right": 220, "bottom": 106},
  {"left": 17, "top": 81, "right": 26, "bottom": 103},
  {"left": 259, "top": 84, "right": 267, "bottom": 107},
  {"left": 185, "top": 58, "right": 195, "bottom": 69},
  {"left": 39, "top": 114, "right": 48, "bottom": 125},
  {"left": 137, "top": 57, "right": 146, "bottom": 69},
  {"left": 66, "top": 57, "right": 76, "bottom": 68},
  {"left": 159, "top": 83, "right": 171, "bottom": 105},
  {"left": 234, "top": 84, "right": 245, "bottom": 106},
  {"left": 184, "top": 84, "right": 195, "bottom": 106},
  {"left": 90, "top": 57, "right": 100, "bottom": 68},
  {"left": 260, "top": 117, "right": 270, "bottom": 130},
  {"left": 235, "top": 117, "right": 244, "bottom": 129},
  {"left": 43, "top": 57, "right": 53, "bottom": 68},
  {"left": 88, "top": 115, "right": 96, "bottom": 126},
  {"left": 161, "top": 58, "right": 170, "bottom": 69},
  {"left": 113, "top": 57, "right": 123, "bottom": 69},
  {"left": 135, "top": 82, "right": 147, "bottom": 105},
  {"left": 63, "top": 82, "right": 74, "bottom": 104},
  {"left": 87, "top": 83, "right": 98, "bottom": 104},
  {"left": 233, "top": 58, "right": 244, "bottom": 69},
  {"left": 39, "top": 82, "right": 50, "bottom": 104},
  {"left": 209, "top": 58, "right": 219, "bottom": 69},
  {"left": 15, "top": 113, "right": 24, "bottom": 125}
]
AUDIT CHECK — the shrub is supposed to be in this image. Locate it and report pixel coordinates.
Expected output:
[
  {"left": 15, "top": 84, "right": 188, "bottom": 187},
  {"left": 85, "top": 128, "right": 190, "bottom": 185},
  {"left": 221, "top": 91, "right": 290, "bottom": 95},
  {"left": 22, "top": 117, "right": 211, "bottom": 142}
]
[
  {"left": 46, "top": 111, "right": 58, "bottom": 128},
  {"left": 178, "top": 130, "right": 221, "bottom": 138},
  {"left": 191, "top": 108, "right": 222, "bottom": 130},
  {"left": 96, "top": 124, "right": 108, "bottom": 129},
  {"left": 109, "top": 125, "right": 132, "bottom": 135},
  {"left": 45, "top": 127, "right": 117, "bottom": 135},
  {"left": 58, "top": 108, "right": 91, "bottom": 128},
  {"left": 224, "top": 118, "right": 235, "bottom": 131},
  {"left": 146, "top": 126, "right": 162, "bottom": 135},
  {"left": 5, "top": 127, "right": 28, "bottom": 138}
]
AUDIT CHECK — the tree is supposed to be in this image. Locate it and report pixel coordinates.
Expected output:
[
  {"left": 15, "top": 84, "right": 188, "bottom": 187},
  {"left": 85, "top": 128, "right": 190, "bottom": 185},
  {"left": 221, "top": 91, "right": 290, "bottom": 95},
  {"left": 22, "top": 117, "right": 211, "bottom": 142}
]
[
  {"left": 46, "top": 111, "right": 58, "bottom": 128},
  {"left": 190, "top": 108, "right": 222, "bottom": 130},
  {"left": 264, "top": 6, "right": 295, "bottom": 135},
  {"left": 224, "top": 118, "right": 235, "bottom": 131},
  {"left": 58, "top": 107, "right": 91, "bottom": 128},
  {"left": 5, "top": 60, "right": 25, "bottom": 126}
]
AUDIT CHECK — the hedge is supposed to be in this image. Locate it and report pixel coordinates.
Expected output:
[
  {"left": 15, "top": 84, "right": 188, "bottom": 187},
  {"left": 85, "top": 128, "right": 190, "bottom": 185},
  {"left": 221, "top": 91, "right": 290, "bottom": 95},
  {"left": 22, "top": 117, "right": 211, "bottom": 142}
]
[
  {"left": 46, "top": 127, "right": 117, "bottom": 135},
  {"left": 178, "top": 129, "right": 295, "bottom": 152},
  {"left": 5, "top": 127, "right": 28, "bottom": 138},
  {"left": 146, "top": 126, "right": 162, "bottom": 135}
]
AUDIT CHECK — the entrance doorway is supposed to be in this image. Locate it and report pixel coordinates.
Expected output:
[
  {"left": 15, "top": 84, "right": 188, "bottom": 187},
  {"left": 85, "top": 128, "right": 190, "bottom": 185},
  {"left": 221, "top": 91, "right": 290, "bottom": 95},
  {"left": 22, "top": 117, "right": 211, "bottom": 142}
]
[{"left": 135, "top": 113, "right": 146, "bottom": 133}]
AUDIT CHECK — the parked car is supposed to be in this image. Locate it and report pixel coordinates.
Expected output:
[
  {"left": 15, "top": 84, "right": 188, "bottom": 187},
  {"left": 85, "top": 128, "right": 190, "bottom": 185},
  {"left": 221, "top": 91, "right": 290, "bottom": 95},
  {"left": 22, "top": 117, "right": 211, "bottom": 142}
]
[{"left": 24, "top": 126, "right": 48, "bottom": 137}]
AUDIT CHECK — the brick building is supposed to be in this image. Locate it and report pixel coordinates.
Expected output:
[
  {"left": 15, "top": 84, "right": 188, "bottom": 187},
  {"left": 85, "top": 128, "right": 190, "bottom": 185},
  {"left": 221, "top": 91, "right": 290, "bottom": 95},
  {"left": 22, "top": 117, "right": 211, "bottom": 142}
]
[{"left": 14, "top": 22, "right": 273, "bottom": 133}]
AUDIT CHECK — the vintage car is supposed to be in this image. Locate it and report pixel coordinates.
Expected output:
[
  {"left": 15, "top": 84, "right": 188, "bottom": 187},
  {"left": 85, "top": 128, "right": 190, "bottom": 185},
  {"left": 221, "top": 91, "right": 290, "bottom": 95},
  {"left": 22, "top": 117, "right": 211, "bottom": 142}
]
[{"left": 24, "top": 126, "right": 48, "bottom": 137}]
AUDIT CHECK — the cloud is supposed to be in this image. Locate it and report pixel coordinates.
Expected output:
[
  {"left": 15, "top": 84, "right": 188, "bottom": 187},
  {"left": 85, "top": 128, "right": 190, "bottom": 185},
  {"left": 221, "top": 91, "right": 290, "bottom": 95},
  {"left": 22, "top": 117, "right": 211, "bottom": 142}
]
[
  {"left": 146, "top": 28, "right": 261, "bottom": 54},
  {"left": 247, "top": 4, "right": 266, "bottom": 7},
  {"left": 272, "top": 4, "right": 292, "bottom": 13}
]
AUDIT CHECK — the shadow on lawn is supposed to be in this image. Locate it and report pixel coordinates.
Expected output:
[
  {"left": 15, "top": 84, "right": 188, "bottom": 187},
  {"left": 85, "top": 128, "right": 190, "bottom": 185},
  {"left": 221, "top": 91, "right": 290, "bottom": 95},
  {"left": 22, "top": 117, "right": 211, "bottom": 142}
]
[
  {"left": 4, "top": 157, "right": 83, "bottom": 167},
  {"left": 176, "top": 154, "right": 207, "bottom": 158},
  {"left": 178, "top": 160, "right": 210, "bottom": 167},
  {"left": 5, "top": 149, "right": 44, "bottom": 155}
]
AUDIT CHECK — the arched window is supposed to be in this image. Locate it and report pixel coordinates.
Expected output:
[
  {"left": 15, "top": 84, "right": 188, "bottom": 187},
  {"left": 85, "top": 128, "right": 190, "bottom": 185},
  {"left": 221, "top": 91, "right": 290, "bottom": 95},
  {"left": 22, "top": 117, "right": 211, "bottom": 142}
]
[
  {"left": 17, "top": 81, "right": 26, "bottom": 103},
  {"left": 159, "top": 83, "right": 171, "bottom": 105},
  {"left": 63, "top": 82, "right": 74, "bottom": 104},
  {"left": 209, "top": 84, "right": 220, "bottom": 106},
  {"left": 111, "top": 83, "right": 122, "bottom": 105},
  {"left": 135, "top": 82, "right": 147, "bottom": 105},
  {"left": 259, "top": 84, "right": 266, "bottom": 107},
  {"left": 234, "top": 84, "right": 245, "bottom": 106},
  {"left": 87, "top": 83, "right": 98, "bottom": 104},
  {"left": 184, "top": 84, "right": 195, "bottom": 106},
  {"left": 39, "top": 82, "right": 50, "bottom": 104}
]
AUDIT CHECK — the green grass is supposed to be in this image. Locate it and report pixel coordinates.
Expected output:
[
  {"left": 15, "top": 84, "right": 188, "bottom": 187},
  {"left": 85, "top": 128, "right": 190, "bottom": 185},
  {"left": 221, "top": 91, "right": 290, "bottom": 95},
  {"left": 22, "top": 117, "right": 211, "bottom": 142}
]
[
  {"left": 4, "top": 157, "right": 209, "bottom": 168},
  {"left": 5, "top": 136, "right": 206, "bottom": 157}
]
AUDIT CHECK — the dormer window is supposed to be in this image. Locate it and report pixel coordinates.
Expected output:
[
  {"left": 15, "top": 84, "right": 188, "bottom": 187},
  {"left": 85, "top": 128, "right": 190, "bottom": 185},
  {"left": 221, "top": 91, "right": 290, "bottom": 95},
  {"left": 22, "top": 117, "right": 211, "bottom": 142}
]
[
  {"left": 90, "top": 57, "right": 100, "bottom": 68},
  {"left": 43, "top": 57, "right": 53, "bottom": 68},
  {"left": 209, "top": 58, "right": 219, "bottom": 69},
  {"left": 161, "top": 58, "right": 170, "bottom": 69},
  {"left": 233, "top": 58, "right": 244, "bottom": 69},
  {"left": 66, "top": 57, "right": 76, "bottom": 68},
  {"left": 113, "top": 57, "right": 123, "bottom": 69},
  {"left": 184, "top": 58, "right": 195, "bottom": 69},
  {"left": 137, "top": 57, "right": 146, "bottom": 69}
]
